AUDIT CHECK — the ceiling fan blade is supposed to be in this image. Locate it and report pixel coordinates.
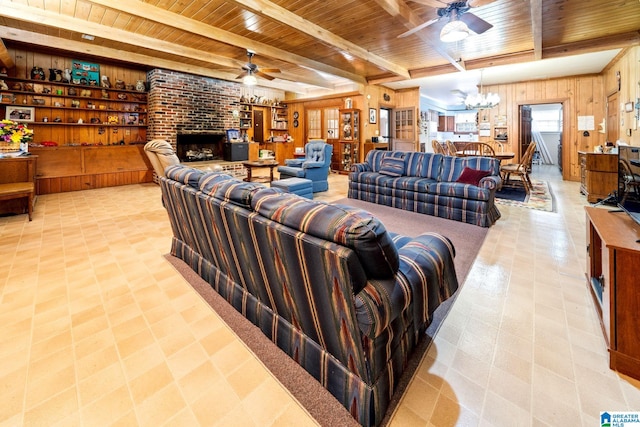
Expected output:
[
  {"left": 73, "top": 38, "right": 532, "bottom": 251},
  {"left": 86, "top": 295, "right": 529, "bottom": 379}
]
[
  {"left": 397, "top": 17, "right": 440, "bottom": 38},
  {"left": 467, "top": 0, "right": 498, "bottom": 7},
  {"left": 460, "top": 12, "right": 493, "bottom": 34},
  {"left": 259, "top": 68, "right": 281, "bottom": 73},
  {"left": 235, "top": 72, "right": 248, "bottom": 79},
  {"left": 255, "top": 71, "right": 275, "bottom": 81}
]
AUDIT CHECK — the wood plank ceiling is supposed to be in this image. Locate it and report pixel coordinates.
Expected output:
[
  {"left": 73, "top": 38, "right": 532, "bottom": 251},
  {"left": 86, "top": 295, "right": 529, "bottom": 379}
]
[{"left": 0, "top": 0, "right": 638, "bottom": 94}]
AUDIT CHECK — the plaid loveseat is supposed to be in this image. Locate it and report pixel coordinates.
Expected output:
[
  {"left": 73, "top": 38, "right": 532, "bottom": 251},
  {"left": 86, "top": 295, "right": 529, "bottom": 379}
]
[
  {"left": 160, "top": 165, "right": 459, "bottom": 427},
  {"left": 348, "top": 150, "right": 502, "bottom": 227}
]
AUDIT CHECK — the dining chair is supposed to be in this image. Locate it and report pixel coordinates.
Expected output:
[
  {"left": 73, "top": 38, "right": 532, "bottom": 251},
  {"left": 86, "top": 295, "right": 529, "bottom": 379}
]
[
  {"left": 619, "top": 158, "right": 640, "bottom": 202},
  {"left": 446, "top": 140, "right": 458, "bottom": 156},
  {"left": 500, "top": 141, "right": 537, "bottom": 193},
  {"left": 432, "top": 140, "right": 446, "bottom": 155}
]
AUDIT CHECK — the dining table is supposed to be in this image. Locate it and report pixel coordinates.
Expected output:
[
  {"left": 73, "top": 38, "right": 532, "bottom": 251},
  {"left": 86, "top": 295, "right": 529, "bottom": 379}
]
[{"left": 456, "top": 151, "right": 516, "bottom": 161}]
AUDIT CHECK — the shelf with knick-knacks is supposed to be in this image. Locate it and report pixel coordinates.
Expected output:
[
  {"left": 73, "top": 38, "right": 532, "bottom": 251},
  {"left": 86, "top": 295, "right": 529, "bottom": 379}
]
[
  {"left": 0, "top": 76, "right": 148, "bottom": 144},
  {"left": 338, "top": 108, "right": 360, "bottom": 174},
  {"left": 270, "top": 105, "right": 288, "bottom": 131}
]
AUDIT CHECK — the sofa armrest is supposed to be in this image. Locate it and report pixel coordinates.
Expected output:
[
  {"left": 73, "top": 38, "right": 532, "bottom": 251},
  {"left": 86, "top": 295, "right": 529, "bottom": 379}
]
[
  {"left": 350, "top": 163, "right": 370, "bottom": 173},
  {"left": 479, "top": 175, "right": 501, "bottom": 190},
  {"left": 302, "top": 160, "right": 324, "bottom": 169},
  {"left": 355, "top": 232, "right": 458, "bottom": 339},
  {"left": 285, "top": 159, "right": 304, "bottom": 167}
]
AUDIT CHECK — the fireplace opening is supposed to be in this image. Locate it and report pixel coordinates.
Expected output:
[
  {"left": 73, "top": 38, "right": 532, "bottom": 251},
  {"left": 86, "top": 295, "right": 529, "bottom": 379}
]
[{"left": 176, "top": 132, "right": 225, "bottom": 162}]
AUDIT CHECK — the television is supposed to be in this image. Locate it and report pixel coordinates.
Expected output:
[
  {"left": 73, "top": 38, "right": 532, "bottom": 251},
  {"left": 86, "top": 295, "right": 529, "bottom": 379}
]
[{"left": 617, "top": 145, "right": 640, "bottom": 225}]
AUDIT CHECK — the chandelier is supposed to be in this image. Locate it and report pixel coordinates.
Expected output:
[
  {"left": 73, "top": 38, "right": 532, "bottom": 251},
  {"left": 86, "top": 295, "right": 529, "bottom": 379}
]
[{"left": 465, "top": 70, "right": 500, "bottom": 110}]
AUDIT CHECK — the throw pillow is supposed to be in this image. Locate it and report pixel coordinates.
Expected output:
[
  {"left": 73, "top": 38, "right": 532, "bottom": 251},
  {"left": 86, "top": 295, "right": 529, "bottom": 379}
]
[
  {"left": 379, "top": 154, "right": 406, "bottom": 177},
  {"left": 456, "top": 167, "right": 491, "bottom": 186}
]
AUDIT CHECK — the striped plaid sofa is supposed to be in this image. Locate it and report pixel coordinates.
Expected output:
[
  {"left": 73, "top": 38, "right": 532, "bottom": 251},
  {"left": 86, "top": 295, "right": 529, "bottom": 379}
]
[
  {"left": 160, "top": 164, "right": 459, "bottom": 427},
  {"left": 348, "top": 150, "right": 502, "bottom": 227}
]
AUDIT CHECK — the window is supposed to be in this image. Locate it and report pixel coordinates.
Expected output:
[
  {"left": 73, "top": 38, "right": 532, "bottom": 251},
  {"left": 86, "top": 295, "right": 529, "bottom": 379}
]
[
  {"left": 325, "top": 108, "right": 339, "bottom": 140},
  {"left": 307, "top": 109, "right": 321, "bottom": 139},
  {"left": 532, "top": 107, "right": 562, "bottom": 132}
]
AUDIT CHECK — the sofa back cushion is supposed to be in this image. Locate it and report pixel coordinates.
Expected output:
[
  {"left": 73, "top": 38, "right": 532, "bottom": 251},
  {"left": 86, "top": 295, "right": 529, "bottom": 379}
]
[
  {"left": 404, "top": 152, "right": 443, "bottom": 179},
  {"left": 165, "top": 165, "right": 205, "bottom": 188},
  {"left": 199, "top": 172, "right": 236, "bottom": 194},
  {"left": 440, "top": 156, "right": 501, "bottom": 182},
  {"left": 252, "top": 190, "right": 399, "bottom": 287},
  {"left": 364, "top": 149, "right": 388, "bottom": 172}
]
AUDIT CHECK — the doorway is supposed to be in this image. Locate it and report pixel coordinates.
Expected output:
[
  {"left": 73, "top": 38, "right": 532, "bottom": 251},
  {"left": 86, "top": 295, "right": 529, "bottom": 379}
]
[
  {"left": 519, "top": 103, "right": 564, "bottom": 170},
  {"left": 253, "top": 109, "right": 264, "bottom": 143},
  {"left": 606, "top": 92, "right": 619, "bottom": 143},
  {"left": 379, "top": 108, "right": 391, "bottom": 143}
]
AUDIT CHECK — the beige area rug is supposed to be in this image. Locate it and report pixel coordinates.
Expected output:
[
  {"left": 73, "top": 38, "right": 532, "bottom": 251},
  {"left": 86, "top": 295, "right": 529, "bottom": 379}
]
[{"left": 495, "top": 179, "right": 555, "bottom": 212}]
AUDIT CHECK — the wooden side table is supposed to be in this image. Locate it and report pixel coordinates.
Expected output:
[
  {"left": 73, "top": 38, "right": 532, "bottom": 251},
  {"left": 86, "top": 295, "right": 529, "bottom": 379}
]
[
  {"left": 0, "top": 155, "right": 37, "bottom": 220},
  {"left": 242, "top": 160, "right": 279, "bottom": 183}
]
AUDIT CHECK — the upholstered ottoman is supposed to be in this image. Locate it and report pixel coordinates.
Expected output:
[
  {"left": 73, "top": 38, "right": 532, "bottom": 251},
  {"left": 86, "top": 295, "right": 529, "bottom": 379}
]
[{"left": 271, "top": 177, "right": 313, "bottom": 199}]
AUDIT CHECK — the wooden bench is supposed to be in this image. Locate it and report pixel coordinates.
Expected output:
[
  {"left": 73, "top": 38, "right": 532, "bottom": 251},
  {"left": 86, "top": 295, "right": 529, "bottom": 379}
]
[
  {"left": 0, "top": 156, "right": 37, "bottom": 221},
  {"left": 0, "top": 182, "right": 35, "bottom": 220}
]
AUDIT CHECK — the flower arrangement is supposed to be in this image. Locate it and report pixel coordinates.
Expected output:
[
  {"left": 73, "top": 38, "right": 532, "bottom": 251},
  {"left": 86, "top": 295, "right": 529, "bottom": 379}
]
[{"left": 0, "top": 119, "right": 33, "bottom": 152}]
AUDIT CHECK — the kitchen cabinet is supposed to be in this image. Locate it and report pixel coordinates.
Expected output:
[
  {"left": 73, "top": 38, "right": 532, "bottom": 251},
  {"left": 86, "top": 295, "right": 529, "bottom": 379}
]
[
  {"left": 585, "top": 206, "right": 640, "bottom": 380},
  {"left": 438, "top": 115, "right": 454, "bottom": 132}
]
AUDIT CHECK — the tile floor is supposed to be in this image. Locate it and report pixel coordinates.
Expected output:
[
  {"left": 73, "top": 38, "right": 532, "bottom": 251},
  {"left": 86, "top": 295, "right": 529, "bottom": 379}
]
[{"left": 0, "top": 164, "right": 638, "bottom": 426}]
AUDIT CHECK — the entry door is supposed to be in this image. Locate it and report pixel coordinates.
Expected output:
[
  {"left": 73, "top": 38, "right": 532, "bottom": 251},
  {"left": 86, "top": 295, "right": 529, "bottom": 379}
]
[
  {"left": 253, "top": 109, "right": 264, "bottom": 143},
  {"left": 519, "top": 105, "right": 532, "bottom": 166},
  {"left": 607, "top": 93, "right": 619, "bottom": 143},
  {"left": 392, "top": 107, "right": 416, "bottom": 151}
]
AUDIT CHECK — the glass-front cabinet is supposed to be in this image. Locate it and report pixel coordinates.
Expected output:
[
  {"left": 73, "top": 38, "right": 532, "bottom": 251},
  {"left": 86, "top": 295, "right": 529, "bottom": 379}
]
[{"left": 338, "top": 108, "right": 360, "bottom": 174}]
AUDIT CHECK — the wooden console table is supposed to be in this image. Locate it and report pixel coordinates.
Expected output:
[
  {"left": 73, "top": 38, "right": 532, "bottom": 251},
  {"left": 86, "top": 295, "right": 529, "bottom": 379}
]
[
  {"left": 0, "top": 155, "right": 37, "bottom": 221},
  {"left": 579, "top": 152, "right": 618, "bottom": 203},
  {"left": 585, "top": 206, "right": 640, "bottom": 379}
]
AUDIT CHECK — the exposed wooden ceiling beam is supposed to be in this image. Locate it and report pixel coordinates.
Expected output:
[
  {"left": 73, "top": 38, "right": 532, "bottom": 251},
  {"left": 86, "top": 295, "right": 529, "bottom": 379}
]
[
  {"left": 371, "top": 0, "right": 465, "bottom": 72},
  {"left": 0, "top": 1, "right": 340, "bottom": 89},
  {"left": 83, "top": 0, "right": 367, "bottom": 85},
  {"left": 530, "top": 0, "right": 543, "bottom": 60},
  {"left": 0, "top": 37, "right": 14, "bottom": 69},
  {"left": 225, "top": 0, "right": 410, "bottom": 79},
  {"left": 0, "top": 27, "right": 319, "bottom": 93},
  {"left": 542, "top": 32, "right": 640, "bottom": 59}
]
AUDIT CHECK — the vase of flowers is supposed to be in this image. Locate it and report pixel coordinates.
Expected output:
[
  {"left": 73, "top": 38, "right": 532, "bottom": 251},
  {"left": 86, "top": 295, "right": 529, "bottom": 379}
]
[{"left": 0, "top": 119, "right": 33, "bottom": 157}]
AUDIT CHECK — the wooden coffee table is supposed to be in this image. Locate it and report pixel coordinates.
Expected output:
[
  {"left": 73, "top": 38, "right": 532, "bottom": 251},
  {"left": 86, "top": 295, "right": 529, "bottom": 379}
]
[{"left": 242, "top": 160, "right": 279, "bottom": 183}]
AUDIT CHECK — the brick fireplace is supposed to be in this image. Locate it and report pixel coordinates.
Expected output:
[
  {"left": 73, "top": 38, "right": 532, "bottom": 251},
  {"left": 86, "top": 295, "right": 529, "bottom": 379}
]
[{"left": 146, "top": 69, "right": 241, "bottom": 152}]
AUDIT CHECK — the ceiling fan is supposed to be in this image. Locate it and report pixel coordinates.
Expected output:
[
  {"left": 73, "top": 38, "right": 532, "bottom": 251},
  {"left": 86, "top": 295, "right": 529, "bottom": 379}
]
[
  {"left": 236, "top": 50, "right": 281, "bottom": 84},
  {"left": 398, "top": 0, "right": 497, "bottom": 40}
]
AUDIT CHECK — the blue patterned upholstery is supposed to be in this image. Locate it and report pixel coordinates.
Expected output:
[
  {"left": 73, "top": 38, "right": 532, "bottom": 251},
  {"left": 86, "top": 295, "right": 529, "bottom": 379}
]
[
  {"left": 348, "top": 150, "right": 501, "bottom": 227},
  {"left": 160, "top": 165, "right": 459, "bottom": 427},
  {"left": 277, "top": 140, "right": 333, "bottom": 192}
]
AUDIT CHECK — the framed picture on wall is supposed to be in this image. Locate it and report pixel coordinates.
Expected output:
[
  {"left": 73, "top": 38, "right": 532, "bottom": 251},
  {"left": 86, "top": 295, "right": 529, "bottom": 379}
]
[
  {"left": 6, "top": 106, "right": 35, "bottom": 122},
  {"left": 369, "top": 108, "right": 377, "bottom": 124}
]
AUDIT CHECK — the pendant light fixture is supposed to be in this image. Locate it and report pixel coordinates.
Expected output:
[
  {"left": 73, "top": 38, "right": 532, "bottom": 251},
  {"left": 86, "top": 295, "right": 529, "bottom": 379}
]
[
  {"left": 440, "top": 9, "right": 470, "bottom": 43},
  {"left": 243, "top": 73, "right": 257, "bottom": 86}
]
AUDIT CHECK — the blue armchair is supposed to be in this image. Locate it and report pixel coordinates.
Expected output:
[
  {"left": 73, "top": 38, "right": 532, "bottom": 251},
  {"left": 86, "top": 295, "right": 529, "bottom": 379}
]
[{"left": 277, "top": 140, "right": 333, "bottom": 192}]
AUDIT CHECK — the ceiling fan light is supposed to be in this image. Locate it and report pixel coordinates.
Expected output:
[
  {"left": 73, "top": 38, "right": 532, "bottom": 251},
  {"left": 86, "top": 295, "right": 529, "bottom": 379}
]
[
  {"left": 440, "top": 20, "right": 469, "bottom": 43},
  {"left": 243, "top": 74, "right": 257, "bottom": 86}
]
